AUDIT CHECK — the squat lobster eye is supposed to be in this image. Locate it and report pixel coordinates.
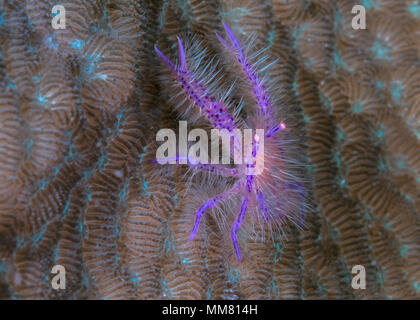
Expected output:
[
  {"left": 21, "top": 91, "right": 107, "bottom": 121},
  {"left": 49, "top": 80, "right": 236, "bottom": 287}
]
[{"left": 280, "top": 121, "right": 286, "bottom": 130}]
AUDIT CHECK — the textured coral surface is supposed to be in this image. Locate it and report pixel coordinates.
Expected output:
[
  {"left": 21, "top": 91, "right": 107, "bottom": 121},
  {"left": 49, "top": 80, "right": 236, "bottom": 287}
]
[{"left": 0, "top": 0, "right": 419, "bottom": 299}]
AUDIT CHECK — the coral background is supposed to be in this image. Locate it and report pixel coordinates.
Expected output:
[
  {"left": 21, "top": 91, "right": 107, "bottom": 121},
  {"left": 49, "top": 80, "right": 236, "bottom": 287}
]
[{"left": 0, "top": 0, "right": 419, "bottom": 299}]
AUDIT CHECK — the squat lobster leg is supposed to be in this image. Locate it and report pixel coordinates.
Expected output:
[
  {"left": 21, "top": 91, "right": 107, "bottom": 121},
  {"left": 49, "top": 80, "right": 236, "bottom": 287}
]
[
  {"left": 231, "top": 196, "right": 249, "bottom": 260},
  {"left": 155, "top": 39, "right": 236, "bottom": 133},
  {"left": 188, "top": 182, "right": 241, "bottom": 242}
]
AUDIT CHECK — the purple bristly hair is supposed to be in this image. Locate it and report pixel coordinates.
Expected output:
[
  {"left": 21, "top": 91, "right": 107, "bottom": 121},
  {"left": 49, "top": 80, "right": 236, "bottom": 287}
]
[
  {"left": 154, "top": 40, "right": 236, "bottom": 133},
  {"left": 284, "top": 182, "right": 306, "bottom": 228},
  {"left": 256, "top": 188, "right": 268, "bottom": 218},
  {"left": 216, "top": 22, "right": 274, "bottom": 127}
]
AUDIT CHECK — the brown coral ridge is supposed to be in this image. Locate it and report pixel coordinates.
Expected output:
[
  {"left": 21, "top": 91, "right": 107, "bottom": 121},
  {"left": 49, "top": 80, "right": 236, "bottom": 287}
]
[{"left": 0, "top": 0, "right": 419, "bottom": 299}]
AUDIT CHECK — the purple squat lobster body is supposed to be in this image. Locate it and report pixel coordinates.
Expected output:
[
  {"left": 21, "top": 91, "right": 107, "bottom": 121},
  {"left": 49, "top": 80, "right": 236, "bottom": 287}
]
[{"left": 155, "top": 23, "right": 306, "bottom": 260}]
